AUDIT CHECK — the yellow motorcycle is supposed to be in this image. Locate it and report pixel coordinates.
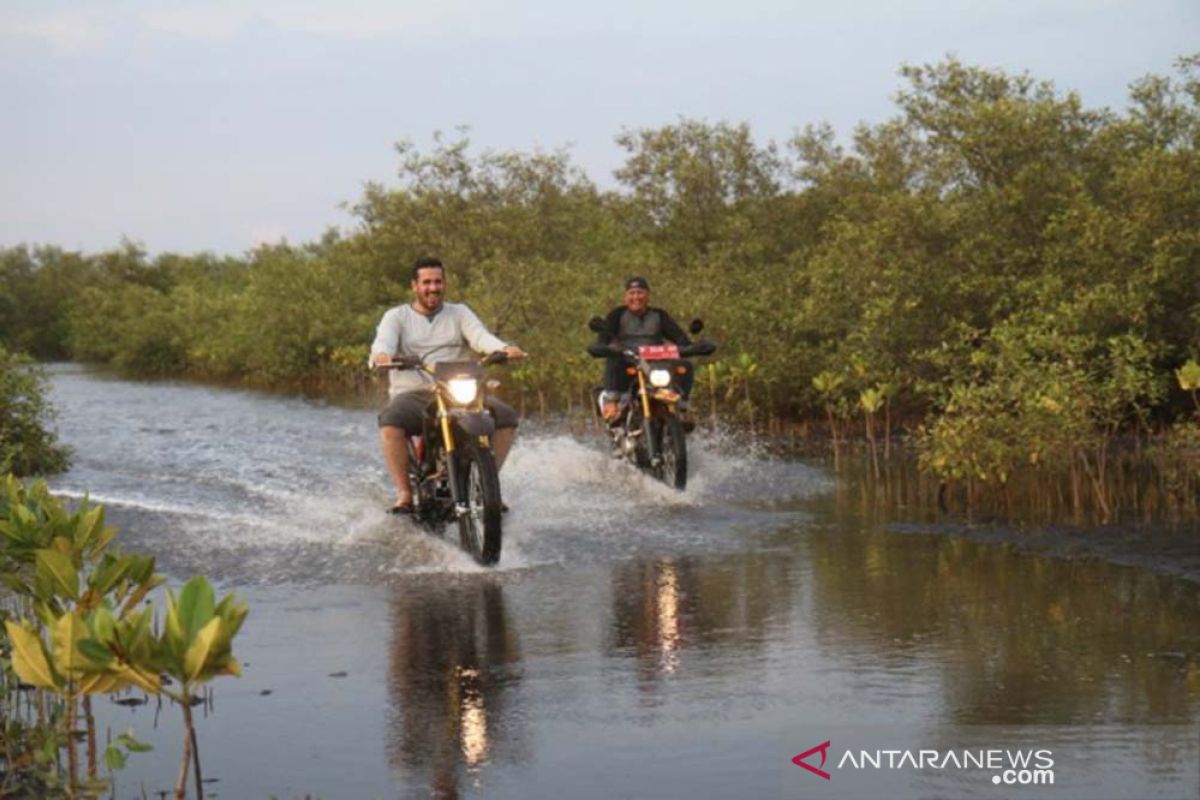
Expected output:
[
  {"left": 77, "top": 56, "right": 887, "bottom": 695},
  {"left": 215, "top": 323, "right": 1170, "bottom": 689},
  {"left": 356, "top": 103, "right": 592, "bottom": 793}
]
[{"left": 383, "top": 352, "right": 510, "bottom": 565}]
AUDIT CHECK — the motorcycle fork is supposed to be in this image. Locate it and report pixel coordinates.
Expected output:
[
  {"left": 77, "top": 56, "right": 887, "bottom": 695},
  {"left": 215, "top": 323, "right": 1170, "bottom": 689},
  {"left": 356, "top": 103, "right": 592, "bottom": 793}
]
[
  {"left": 437, "top": 394, "right": 491, "bottom": 518},
  {"left": 636, "top": 370, "right": 658, "bottom": 463},
  {"left": 434, "top": 396, "right": 466, "bottom": 509}
]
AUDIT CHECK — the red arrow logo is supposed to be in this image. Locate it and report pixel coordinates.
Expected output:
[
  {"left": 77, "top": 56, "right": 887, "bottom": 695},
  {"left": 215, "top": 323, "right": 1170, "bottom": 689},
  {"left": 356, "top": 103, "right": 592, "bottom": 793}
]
[{"left": 792, "top": 740, "right": 832, "bottom": 780}]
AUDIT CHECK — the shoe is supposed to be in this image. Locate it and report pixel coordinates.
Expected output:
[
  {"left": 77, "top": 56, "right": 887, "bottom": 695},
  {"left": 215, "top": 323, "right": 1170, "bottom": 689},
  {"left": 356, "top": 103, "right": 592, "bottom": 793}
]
[
  {"left": 387, "top": 500, "right": 414, "bottom": 515},
  {"left": 679, "top": 412, "right": 696, "bottom": 433},
  {"left": 602, "top": 402, "right": 621, "bottom": 423}
]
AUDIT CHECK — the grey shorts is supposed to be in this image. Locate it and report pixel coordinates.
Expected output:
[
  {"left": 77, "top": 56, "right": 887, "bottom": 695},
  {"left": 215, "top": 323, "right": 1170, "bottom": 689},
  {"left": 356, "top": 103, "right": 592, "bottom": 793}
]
[{"left": 377, "top": 390, "right": 519, "bottom": 432}]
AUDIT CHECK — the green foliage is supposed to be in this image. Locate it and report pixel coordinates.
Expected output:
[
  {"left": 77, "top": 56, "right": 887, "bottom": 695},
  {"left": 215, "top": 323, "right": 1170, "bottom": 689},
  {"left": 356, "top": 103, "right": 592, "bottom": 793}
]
[
  {"left": 0, "top": 347, "right": 70, "bottom": 476},
  {"left": 0, "top": 477, "right": 163, "bottom": 617},
  {"left": 2, "top": 54, "right": 1199, "bottom": 466},
  {"left": 67, "top": 283, "right": 186, "bottom": 376},
  {"left": 0, "top": 477, "right": 167, "bottom": 695},
  {"left": 1177, "top": 359, "right": 1200, "bottom": 392},
  {"left": 103, "top": 730, "right": 152, "bottom": 771},
  {"left": 918, "top": 315, "right": 1163, "bottom": 482},
  {"left": 0, "top": 246, "right": 99, "bottom": 359},
  {"left": 0, "top": 478, "right": 243, "bottom": 797},
  {"left": 614, "top": 119, "right": 782, "bottom": 261},
  {"left": 160, "top": 576, "right": 246, "bottom": 687},
  {"left": 859, "top": 387, "right": 885, "bottom": 415}
]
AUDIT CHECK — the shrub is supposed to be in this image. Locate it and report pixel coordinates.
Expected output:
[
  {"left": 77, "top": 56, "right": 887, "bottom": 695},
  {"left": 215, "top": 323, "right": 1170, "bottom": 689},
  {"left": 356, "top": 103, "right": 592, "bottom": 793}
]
[{"left": 0, "top": 346, "right": 69, "bottom": 476}]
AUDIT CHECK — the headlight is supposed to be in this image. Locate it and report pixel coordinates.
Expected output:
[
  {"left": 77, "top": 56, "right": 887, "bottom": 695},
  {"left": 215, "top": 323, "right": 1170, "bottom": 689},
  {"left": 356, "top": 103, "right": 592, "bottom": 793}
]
[
  {"left": 447, "top": 378, "right": 479, "bottom": 405},
  {"left": 649, "top": 368, "right": 671, "bottom": 387}
]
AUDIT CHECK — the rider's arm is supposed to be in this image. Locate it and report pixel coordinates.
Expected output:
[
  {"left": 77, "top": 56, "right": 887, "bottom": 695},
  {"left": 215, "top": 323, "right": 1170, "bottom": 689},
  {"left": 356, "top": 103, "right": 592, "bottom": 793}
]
[
  {"left": 658, "top": 309, "right": 693, "bottom": 347},
  {"left": 369, "top": 307, "right": 403, "bottom": 367},
  {"left": 458, "top": 305, "right": 511, "bottom": 356},
  {"left": 597, "top": 307, "right": 624, "bottom": 345}
]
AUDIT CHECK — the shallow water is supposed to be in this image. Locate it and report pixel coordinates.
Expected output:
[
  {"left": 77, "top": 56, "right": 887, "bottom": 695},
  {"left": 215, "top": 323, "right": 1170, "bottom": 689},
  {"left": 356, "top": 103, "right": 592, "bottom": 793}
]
[{"left": 42, "top": 365, "right": 1200, "bottom": 799}]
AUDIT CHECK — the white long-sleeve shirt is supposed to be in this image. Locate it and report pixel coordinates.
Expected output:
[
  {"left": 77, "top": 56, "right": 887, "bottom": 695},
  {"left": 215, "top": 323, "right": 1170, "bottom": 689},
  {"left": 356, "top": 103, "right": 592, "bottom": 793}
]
[{"left": 370, "top": 302, "right": 509, "bottom": 396}]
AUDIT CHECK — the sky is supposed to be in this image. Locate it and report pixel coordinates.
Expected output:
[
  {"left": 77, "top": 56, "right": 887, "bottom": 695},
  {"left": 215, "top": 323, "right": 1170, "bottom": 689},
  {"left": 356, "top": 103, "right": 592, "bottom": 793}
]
[{"left": 1, "top": 1, "right": 1196, "bottom": 256}]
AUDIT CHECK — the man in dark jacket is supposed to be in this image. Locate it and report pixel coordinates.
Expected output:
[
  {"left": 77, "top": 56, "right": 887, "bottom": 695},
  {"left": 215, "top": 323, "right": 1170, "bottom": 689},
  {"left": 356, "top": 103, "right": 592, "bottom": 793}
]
[{"left": 594, "top": 276, "right": 693, "bottom": 422}]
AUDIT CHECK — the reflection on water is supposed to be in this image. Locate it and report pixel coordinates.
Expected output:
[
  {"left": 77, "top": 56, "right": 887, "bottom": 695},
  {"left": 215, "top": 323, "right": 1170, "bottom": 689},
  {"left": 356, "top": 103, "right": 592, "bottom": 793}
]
[
  {"left": 387, "top": 578, "right": 525, "bottom": 798},
  {"left": 610, "top": 559, "right": 685, "bottom": 684},
  {"left": 656, "top": 562, "right": 682, "bottom": 675},
  {"left": 805, "top": 486, "right": 1200, "bottom": 728},
  {"left": 607, "top": 553, "right": 794, "bottom": 702}
]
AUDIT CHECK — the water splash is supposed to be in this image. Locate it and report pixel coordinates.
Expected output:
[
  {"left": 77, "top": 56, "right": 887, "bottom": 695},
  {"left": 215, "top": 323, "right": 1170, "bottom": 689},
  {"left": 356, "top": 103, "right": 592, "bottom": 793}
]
[{"left": 45, "top": 368, "right": 826, "bottom": 583}]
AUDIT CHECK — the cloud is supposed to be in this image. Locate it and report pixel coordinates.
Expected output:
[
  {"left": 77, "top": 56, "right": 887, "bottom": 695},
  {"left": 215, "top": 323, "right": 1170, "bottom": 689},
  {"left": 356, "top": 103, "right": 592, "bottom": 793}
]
[
  {"left": 276, "top": 3, "right": 472, "bottom": 38},
  {"left": 2, "top": 1, "right": 474, "bottom": 50},
  {"left": 141, "top": 1, "right": 471, "bottom": 41},
  {"left": 142, "top": 8, "right": 251, "bottom": 40},
  {"left": 10, "top": 11, "right": 110, "bottom": 52}
]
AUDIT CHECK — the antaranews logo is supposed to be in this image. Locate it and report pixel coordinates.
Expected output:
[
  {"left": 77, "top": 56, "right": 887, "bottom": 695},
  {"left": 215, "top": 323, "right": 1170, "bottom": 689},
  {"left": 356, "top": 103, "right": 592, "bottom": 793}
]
[
  {"left": 792, "top": 741, "right": 831, "bottom": 780},
  {"left": 792, "top": 742, "right": 1055, "bottom": 786}
]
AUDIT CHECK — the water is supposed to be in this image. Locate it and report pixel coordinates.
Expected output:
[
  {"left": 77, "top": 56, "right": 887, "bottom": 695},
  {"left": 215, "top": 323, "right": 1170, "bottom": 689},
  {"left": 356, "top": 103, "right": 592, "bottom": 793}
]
[{"left": 39, "top": 365, "right": 1200, "bottom": 799}]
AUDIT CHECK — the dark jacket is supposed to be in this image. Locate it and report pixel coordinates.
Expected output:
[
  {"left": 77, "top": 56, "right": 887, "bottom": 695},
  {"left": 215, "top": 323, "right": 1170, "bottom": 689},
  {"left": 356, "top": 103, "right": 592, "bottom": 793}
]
[{"left": 598, "top": 306, "right": 692, "bottom": 350}]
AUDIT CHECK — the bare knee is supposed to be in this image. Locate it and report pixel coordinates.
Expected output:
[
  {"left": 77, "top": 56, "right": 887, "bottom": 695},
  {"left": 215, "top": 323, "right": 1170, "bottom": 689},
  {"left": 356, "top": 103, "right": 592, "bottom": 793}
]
[{"left": 381, "top": 426, "right": 408, "bottom": 442}]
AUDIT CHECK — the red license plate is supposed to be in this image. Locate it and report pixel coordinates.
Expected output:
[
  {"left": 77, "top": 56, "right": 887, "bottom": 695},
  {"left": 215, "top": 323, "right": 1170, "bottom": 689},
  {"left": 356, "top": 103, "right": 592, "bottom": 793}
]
[{"left": 638, "top": 344, "right": 679, "bottom": 360}]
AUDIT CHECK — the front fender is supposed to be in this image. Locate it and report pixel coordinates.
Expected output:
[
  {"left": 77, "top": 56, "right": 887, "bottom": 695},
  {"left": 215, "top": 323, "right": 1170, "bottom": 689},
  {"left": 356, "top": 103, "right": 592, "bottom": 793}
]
[{"left": 449, "top": 409, "right": 496, "bottom": 437}]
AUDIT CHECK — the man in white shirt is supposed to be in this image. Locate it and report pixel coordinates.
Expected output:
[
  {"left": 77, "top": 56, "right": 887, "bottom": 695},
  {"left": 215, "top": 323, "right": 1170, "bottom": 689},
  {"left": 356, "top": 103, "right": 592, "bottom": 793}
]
[{"left": 370, "top": 257, "right": 526, "bottom": 513}]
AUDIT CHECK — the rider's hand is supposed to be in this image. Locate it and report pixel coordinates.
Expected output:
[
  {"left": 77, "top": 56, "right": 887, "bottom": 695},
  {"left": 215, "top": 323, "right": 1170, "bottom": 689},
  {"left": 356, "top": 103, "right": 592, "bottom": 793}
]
[
  {"left": 503, "top": 345, "right": 527, "bottom": 360},
  {"left": 371, "top": 352, "right": 394, "bottom": 368}
]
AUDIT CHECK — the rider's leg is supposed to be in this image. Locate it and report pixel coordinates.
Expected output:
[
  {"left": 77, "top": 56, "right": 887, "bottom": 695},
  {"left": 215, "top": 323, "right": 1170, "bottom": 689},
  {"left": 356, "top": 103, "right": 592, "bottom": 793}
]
[
  {"left": 676, "top": 361, "right": 696, "bottom": 431},
  {"left": 602, "top": 358, "right": 628, "bottom": 422},
  {"left": 379, "top": 426, "right": 412, "bottom": 505},
  {"left": 378, "top": 390, "right": 428, "bottom": 508},
  {"left": 493, "top": 426, "right": 516, "bottom": 470},
  {"left": 486, "top": 398, "right": 519, "bottom": 471},
  {"left": 677, "top": 361, "right": 695, "bottom": 407}
]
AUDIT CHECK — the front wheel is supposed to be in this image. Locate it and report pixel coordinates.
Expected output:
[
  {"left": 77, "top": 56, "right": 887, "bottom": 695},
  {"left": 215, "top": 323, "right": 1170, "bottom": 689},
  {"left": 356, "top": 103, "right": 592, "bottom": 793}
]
[
  {"left": 456, "top": 441, "right": 503, "bottom": 565},
  {"left": 658, "top": 414, "right": 688, "bottom": 490}
]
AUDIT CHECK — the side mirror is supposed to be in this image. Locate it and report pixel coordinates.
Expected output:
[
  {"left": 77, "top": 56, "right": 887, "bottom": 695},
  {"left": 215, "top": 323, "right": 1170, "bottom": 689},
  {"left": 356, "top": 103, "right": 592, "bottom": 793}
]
[
  {"left": 588, "top": 316, "right": 606, "bottom": 333},
  {"left": 689, "top": 319, "right": 704, "bottom": 335}
]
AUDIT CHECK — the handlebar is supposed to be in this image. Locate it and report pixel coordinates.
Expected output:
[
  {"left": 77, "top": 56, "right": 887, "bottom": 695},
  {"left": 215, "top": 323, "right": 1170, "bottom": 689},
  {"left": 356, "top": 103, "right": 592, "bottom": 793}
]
[
  {"left": 375, "top": 351, "right": 512, "bottom": 371},
  {"left": 377, "top": 354, "right": 424, "bottom": 370},
  {"left": 680, "top": 341, "right": 717, "bottom": 358},
  {"left": 586, "top": 343, "right": 624, "bottom": 359},
  {"left": 481, "top": 351, "right": 510, "bottom": 366},
  {"left": 585, "top": 341, "right": 717, "bottom": 360}
]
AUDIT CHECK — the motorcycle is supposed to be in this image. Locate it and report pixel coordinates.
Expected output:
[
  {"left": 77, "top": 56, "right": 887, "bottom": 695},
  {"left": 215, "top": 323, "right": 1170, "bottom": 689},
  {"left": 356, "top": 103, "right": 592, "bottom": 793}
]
[
  {"left": 380, "top": 352, "right": 510, "bottom": 565},
  {"left": 586, "top": 318, "right": 717, "bottom": 490}
]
